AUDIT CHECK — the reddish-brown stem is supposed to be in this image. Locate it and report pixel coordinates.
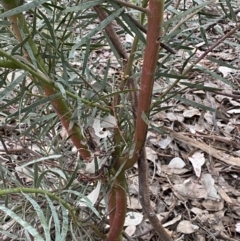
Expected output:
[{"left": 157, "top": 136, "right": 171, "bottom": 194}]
[
  {"left": 1, "top": 1, "right": 23, "bottom": 42},
  {"left": 93, "top": 5, "right": 138, "bottom": 115},
  {"left": 43, "top": 86, "right": 92, "bottom": 160},
  {"left": 93, "top": 6, "right": 128, "bottom": 61},
  {"left": 106, "top": 174, "right": 127, "bottom": 241},
  {"left": 134, "top": 2, "right": 172, "bottom": 239},
  {"left": 110, "top": 0, "right": 149, "bottom": 14},
  {"left": 93, "top": 6, "right": 136, "bottom": 240},
  {"left": 133, "top": 0, "right": 164, "bottom": 160},
  {"left": 108, "top": 188, "right": 116, "bottom": 227},
  {"left": 114, "top": 0, "right": 165, "bottom": 171}
]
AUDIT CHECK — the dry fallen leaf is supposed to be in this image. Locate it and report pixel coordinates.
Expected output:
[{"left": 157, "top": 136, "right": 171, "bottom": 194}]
[
  {"left": 124, "top": 212, "right": 143, "bottom": 226},
  {"left": 158, "top": 135, "right": 173, "bottom": 149},
  {"left": 93, "top": 116, "right": 110, "bottom": 138},
  {"left": 163, "top": 214, "right": 182, "bottom": 228},
  {"left": 168, "top": 157, "right": 186, "bottom": 169},
  {"left": 215, "top": 185, "right": 232, "bottom": 203},
  {"left": 177, "top": 220, "right": 199, "bottom": 234},
  {"left": 101, "top": 114, "right": 117, "bottom": 128},
  {"left": 145, "top": 146, "right": 157, "bottom": 162},
  {"left": 125, "top": 225, "right": 136, "bottom": 237},
  {"left": 174, "top": 178, "right": 207, "bottom": 199},
  {"left": 202, "top": 199, "right": 224, "bottom": 211},
  {"left": 183, "top": 108, "right": 201, "bottom": 118},
  {"left": 127, "top": 197, "right": 142, "bottom": 210},
  {"left": 236, "top": 223, "right": 240, "bottom": 233},
  {"left": 201, "top": 173, "right": 220, "bottom": 200},
  {"left": 218, "top": 66, "right": 235, "bottom": 77},
  {"left": 188, "top": 151, "right": 205, "bottom": 177}
]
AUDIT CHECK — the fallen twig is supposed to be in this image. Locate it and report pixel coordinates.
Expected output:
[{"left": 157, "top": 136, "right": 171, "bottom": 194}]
[{"left": 163, "top": 127, "right": 240, "bottom": 167}]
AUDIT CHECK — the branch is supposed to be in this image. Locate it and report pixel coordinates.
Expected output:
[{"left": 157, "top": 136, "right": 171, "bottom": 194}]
[
  {"left": 94, "top": 5, "right": 128, "bottom": 61},
  {"left": 0, "top": 187, "right": 77, "bottom": 224},
  {"left": 109, "top": 0, "right": 149, "bottom": 14},
  {"left": 0, "top": 51, "right": 110, "bottom": 112},
  {"left": 138, "top": 150, "right": 173, "bottom": 241},
  {"left": 159, "top": 23, "right": 240, "bottom": 100},
  {"left": 126, "top": 13, "right": 177, "bottom": 54},
  {"left": 106, "top": 173, "right": 127, "bottom": 241},
  {"left": 183, "top": 24, "right": 240, "bottom": 76},
  {"left": 0, "top": 59, "right": 20, "bottom": 68},
  {"left": 122, "top": 0, "right": 165, "bottom": 170}
]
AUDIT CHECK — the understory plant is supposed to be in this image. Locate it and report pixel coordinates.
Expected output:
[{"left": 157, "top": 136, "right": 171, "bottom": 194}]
[{"left": 0, "top": 0, "right": 239, "bottom": 240}]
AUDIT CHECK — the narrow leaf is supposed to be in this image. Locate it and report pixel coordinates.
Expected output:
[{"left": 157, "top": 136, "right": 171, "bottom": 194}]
[
  {"left": 164, "top": 1, "right": 214, "bottom": 26},
  {"left": 0, "top": 0, "right": 50, "bottom": 18},
  {"left": 22, "top": 193, "right": 51, "bottom": 241},
  {"left": 64, "top": 0, "right": 105, "bottom": 13},
  {"left": 197, "top": 66, "right": 236, "bottom": 88},
  {"left": 180, "top": 82, "right": 221, "bottom": 91},
  {"left": 0, "top": 72, "right": 26, "bottom": 101},
  {"left": 20, "top": 155, "right": 62, "bottom": 168},
  {"left": 174, "top": 95, "right": 216, "bottom": 112},
  {"left": 70, "top": 7, "right": 124, "bottom": 56},
  {"left": 207, "top": 56, "right": 239, "bottom": 70},
  {"left": 0, "top": 206, "right": 44, "bottom": 241},
  {"left": 45, "top": 195, "right": 61, "bottom": 240},
  {"left": 60, "top": 204, "right": 68, "bottom": 240}
]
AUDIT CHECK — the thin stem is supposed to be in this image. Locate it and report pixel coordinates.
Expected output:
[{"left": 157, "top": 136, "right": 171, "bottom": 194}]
[
  {"left": 0, "top": 187, "right": 78, "bottom": 224},
  {"left": 0, "top": 50, "right": 110, "bottom": 112},
  {"left": 109, "top": 0, "right": 149, "bottom": 14},
  {"left": 138, "top": 150, "right": 173, "bottom": 241},
  {"left": 0, "top": 59, "right": 20, "bottom": 68},
  {"left": 159, "top": 23, "right": 240, "bottom": 100},
  {"left": 126, "top": 13, "right": 176, "bottom": 54},
  {"left": 183, "top": 24, "right": 240, "bottom": 75},
  {"left": 168, "top": 7, "right": 208, "bottom": 36}
]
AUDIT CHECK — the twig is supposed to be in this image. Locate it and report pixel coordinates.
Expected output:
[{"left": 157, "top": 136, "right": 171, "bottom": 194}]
[
  {"left": 138, "top": 149, "right": 173, "bottom": 241},
  {"left": 94, "top": 5, "right": 128, "bottom": 61},
  {"left": 163, "top": 127, "right": 240, "bottom": 167},
  {"left": 0, "top": 50, "right": 110, "bottom": 113},
  {"left": 206, "top": 8, "right": 240, "bottom": 31},
  {"left": 160, "top": 24, "right": 240, "bottom": 100},
  {"left": 160, "top": 198, "right": 177, "bottom": 223},
  {"left": 183, "top": 24, "right": 240, "bottom": 76},
  {"left": 109, "top": 0, "right": 149, "bottom": 14},
  {"left": 93, "top": 5, "right": 138, "bottom": 118},
  {"left": 168, "top": 6, "right": 208, "bottom": 36},
  {"left": 184, "top": 133, "right": 240, "bottom": 149},
  {"left": 0, "top": 135, "right": 23, "bottom": 185},
  {"left": 126, "top": 13, "right": 177, "bottom": 54},
  {"left": 212, "top": 90, "right": 240, "bottom": 99},
  {"left": 216, "top": 231, "right": 239, "bottom": 241}
]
